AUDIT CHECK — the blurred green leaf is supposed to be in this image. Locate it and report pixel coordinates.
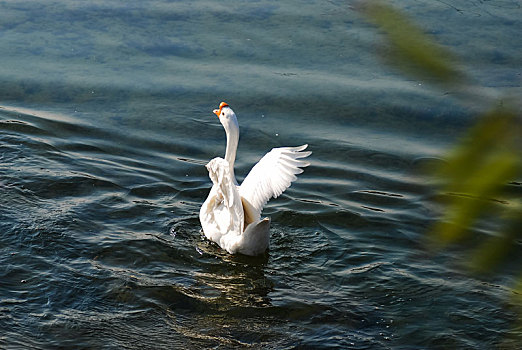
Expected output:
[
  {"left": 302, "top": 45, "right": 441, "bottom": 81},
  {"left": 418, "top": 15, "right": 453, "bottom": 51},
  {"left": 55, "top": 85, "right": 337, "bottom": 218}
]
[
  {"left": 363, "top": 1, "right": 464, "bottom": 85},
  {"left": 437, "top": 109, "right": 518, "bottom": 189},
  {"left": 361, "top": 1, "right": 522, "bottom": 279},
  {"left": 470, "top": 206, "right": 522, "bottom": 273},
  {"left": 431, "top": 109, "right": 520, "bottom": 248}
]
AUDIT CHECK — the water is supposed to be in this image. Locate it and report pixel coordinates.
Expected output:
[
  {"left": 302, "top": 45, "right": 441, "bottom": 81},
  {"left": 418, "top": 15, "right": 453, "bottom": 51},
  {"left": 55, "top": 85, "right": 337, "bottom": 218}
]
[{"left": 1, "top": 0, "right": 521, "bottom": 348}]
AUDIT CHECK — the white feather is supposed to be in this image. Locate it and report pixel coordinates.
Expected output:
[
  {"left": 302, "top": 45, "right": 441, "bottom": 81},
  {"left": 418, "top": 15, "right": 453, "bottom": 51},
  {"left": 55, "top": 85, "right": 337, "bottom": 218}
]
[
  {"left": 201, "top": 157, "right": 244, "bottom": 241},
  {"left": 239, "top": 145, "right": 310, "bottom": 222}
]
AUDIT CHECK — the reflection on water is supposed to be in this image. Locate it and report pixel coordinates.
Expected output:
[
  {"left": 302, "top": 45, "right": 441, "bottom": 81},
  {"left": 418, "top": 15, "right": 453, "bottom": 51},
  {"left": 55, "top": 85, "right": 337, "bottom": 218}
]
[{"left": 1, "top": 0, "right": 521, "bottom": 348}]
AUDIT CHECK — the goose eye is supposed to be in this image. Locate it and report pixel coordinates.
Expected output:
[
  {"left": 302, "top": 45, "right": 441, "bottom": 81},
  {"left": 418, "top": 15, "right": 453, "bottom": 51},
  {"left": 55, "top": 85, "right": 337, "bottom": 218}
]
[{"left": 221, "top": 112, "right": 225, "bottom": 116}]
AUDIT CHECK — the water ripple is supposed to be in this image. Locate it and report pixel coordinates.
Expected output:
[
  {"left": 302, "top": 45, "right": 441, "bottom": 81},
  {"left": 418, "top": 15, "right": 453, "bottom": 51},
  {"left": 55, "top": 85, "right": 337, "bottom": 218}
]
[{"left": 1, "top": 0, "right": 520, "bottom": 346}]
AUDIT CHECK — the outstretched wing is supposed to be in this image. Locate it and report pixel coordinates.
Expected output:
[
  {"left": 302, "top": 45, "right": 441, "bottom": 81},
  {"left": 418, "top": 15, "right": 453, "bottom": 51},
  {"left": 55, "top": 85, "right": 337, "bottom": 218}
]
[
  {"left": 203, "top": 157, "right": 244, "bottom": 236},
  {"left": 239, "top": 144, "right": 311, "bottom": 221}
]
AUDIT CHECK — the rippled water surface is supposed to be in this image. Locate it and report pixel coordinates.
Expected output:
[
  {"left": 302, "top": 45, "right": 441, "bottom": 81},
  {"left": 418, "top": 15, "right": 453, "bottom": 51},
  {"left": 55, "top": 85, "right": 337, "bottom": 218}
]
[{"left": 1, "top": 0, "right": 521, "bottom": 348}]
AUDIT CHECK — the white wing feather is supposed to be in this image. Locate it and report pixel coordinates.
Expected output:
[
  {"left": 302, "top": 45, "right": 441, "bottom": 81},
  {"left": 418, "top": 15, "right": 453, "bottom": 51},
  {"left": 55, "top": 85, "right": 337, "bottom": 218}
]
[
  {"left": 202, "top": 157, "right": 244, "bottom": 237},
  {"left": 239, "top": 144, "right": 311, "bottom": 221}
]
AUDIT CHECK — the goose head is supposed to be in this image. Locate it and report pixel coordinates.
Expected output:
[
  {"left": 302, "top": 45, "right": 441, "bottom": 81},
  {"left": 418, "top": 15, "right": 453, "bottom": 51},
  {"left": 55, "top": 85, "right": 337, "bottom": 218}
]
[{"left": 213, "top": 101, "right": 239, "bottom": 135}]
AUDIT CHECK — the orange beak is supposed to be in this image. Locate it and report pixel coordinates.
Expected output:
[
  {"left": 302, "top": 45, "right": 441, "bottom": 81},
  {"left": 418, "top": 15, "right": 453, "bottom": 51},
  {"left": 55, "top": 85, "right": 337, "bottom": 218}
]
[{"left": 213, "top": 101, "right": 229, "bottom": 117}]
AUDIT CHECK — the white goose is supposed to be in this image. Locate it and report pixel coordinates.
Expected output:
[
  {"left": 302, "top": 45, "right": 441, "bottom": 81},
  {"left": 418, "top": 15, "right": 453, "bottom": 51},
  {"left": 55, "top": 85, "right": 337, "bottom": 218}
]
[{"left": 199, "top": 102, "right": 311, "bottom": 256}]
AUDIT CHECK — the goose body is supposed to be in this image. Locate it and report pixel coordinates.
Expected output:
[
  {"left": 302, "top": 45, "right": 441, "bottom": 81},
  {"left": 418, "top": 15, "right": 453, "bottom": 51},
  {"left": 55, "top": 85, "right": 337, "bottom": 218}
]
[{"left": 199, "top": 102, "right": 310, "bottom": 256}]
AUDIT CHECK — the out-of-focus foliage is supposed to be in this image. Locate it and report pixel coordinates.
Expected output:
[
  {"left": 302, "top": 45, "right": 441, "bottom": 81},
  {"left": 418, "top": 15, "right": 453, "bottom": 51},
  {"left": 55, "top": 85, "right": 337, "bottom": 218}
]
[
  {"left": 361, "top": 0, "right": 522, "bottom": 307},
  {"left": 362, "top": 1, "right": 465, "bottom": 86},
  {"left": 433, "top": 109, "right": 520, "bottom": 252}
]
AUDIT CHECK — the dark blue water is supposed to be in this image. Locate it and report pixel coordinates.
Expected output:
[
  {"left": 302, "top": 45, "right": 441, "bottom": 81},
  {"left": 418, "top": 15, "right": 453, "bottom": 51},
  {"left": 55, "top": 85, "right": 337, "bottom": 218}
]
[{"left": 1, "top": 1, "right": 521, "bottom": 348}]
